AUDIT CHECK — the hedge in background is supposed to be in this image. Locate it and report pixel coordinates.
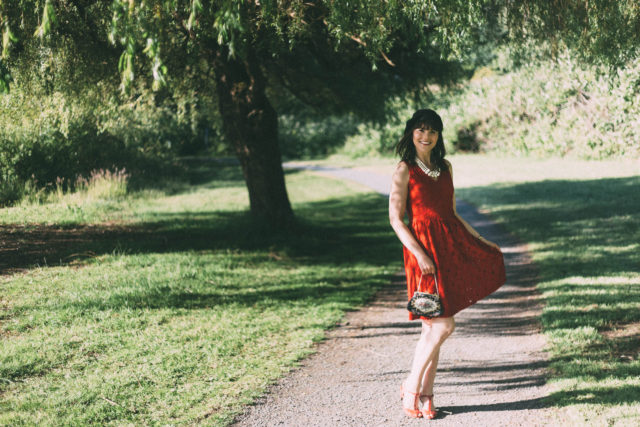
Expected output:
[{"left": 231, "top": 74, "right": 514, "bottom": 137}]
[
  {"left": 330, "top": 49, "right": 640, "bottom": 160},
  {"left": 0, "top": 82, "right": 216, "bottom": 206},
  {"left": 440, "top": 50, "right": 640, "bottom": 159}
]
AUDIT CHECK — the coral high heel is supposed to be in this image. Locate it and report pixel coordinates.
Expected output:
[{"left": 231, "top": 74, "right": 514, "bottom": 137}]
[
  {"left": 420, "top": 394, "right": 437, "bottom": 419},
  {"left": 400, "top": 383, "right": 423, "bottom": 418}
]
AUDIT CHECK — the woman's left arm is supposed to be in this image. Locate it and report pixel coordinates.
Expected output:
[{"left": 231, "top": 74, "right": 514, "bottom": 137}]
[{"left": 448, "top": 161, "right": 501, "bottom": 251}]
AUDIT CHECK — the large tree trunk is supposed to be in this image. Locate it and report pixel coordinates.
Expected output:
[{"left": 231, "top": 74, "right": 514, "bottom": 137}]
[{"left": 213, "top": 45, "right": 294, "bottom": 227}]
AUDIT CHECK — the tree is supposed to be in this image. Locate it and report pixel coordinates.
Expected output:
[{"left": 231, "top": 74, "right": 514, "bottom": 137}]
[
  {"left": 5, "top": 1, "right": 635, "bottom": 225},
  {"left": 106, "top": 0, "right": 491, "bottom": 227},
  {"left": 501, "top": 0, "right": 640, "bottom": 66},
  {"left": 2, "top": 0, "right": 490, "bottom": 226}
]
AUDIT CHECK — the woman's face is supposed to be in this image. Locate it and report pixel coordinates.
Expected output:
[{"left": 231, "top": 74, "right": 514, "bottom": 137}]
[{"left": 412, "top": 124, "right": 439, "bottom": 157}]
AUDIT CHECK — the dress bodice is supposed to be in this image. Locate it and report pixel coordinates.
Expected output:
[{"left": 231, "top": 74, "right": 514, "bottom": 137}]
[{"left": 406, "top": 163, "right": 455, "bottom": 222}]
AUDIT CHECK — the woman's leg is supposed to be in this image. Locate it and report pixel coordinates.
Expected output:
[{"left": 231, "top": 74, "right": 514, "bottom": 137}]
[
  {"left": 402, "top": 317, "right": 454, "bottom": 409},
  {"left": 419, "top": 347, "right": 440, "bottom": 416},
  {"left": 417, "top": 320, "right": 439, "bottom": 396},
  {"left": 421, "top": 347, "right": 440, "bottom": 396}
]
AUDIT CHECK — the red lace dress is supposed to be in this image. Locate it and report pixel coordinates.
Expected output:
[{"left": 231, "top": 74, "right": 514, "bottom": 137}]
[{"left": 403, "top": 162, "right": 506, "bottom": 319}]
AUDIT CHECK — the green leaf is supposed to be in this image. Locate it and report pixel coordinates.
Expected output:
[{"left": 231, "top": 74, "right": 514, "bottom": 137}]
[
  {"left": 34, "top": 0, "right": 57, "bottom": 38},
  {"left": 0, "top": 58, "right": 12, "bottom": 93}
]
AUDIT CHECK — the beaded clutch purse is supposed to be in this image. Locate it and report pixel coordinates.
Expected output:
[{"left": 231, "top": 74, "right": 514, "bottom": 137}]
[{"left": 407, "top": 274, "right": 442, "bottom": 318}]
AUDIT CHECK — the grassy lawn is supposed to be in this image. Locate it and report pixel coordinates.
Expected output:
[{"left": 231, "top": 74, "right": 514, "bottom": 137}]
[
  {"left": 362, "top": 154, "right": 639, "bottom": 424},
  {"left": 448, "top": 155, "right": 639, "bottom": 426},
  {"left": 3, "top": 153, "right": 638, "bottom": 425},
  {"left": 0, "top": 164, "right": 399, "bottom": 425},
  {"left": 451, "top": 156, "right": 639, "bottom": 426}
]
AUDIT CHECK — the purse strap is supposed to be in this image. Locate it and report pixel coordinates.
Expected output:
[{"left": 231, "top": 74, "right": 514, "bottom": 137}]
[{"left": 417, "top": 273, "right": 439, "bottom": 297}]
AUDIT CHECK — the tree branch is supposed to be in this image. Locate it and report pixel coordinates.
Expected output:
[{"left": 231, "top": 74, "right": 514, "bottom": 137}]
[{"left": 378, "top": 48, "right": 395, "bottom": 66}]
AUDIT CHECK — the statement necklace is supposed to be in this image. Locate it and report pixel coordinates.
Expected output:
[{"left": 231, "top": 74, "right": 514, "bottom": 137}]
[{"left": 415, "top": 157, "right": 441, "bottom": 179}]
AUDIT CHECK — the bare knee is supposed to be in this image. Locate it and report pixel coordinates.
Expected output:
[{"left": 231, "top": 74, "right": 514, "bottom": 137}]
[
  {"left": 442, "top": 317, "right": 455, "bottom": 337},
  {"left": 429, "top": 317, "right": 455, "bottom": 342},
  {"left": 420, "top": 319, "right": 433, "bottom": 334}
]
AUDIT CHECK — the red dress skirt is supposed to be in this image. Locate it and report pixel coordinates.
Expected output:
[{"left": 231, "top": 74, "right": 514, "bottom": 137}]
[{"left": 403, "top": 163, "right": 506, "bottom": 319}]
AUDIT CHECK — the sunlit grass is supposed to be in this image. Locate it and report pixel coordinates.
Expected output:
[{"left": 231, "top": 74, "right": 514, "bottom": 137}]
[
  {"left": 74, "top": 168, "right": 129, "bottom": 200},
  {"left": 451, "top": 157, "right": 640, "bottom": 426},
  {"left": 3, "top": 168, "right": 131, "bottom": 225},
  {"left": 0, "top": 166, "right": 399, "bottom": 426}
]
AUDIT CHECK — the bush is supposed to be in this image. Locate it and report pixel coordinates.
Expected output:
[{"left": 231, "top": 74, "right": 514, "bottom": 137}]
[
  {"left": 0, "top": 173, "right": 23, "bottom": 206},
  {"left": 278, "top": 114, "right": 361, "bottom": 159},
  {"left": 0, "top": 80, "right": 215, "bottom": 205},
  {"left": 326, "top": 48, "right": 640, "bottom": 160},
  {"left": 436, "top": 50, "right": 640, "bottom": 159},
  {"left": 0, "top": 92, "right": 140, "bottom": 207}
]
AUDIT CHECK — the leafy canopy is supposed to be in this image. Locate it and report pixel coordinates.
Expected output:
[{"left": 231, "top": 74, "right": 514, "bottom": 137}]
[
  {"left": 0, "top": 0, "right": 488, "bottom": 94},
  {"left": 1, "top": 1, "right": 638, "bottom": 95}
]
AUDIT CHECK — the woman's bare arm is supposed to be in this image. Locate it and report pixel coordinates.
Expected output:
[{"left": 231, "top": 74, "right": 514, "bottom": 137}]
[
  {"left": 447, "top": 161, "right": 500, "bottom": 250},
  {"left": 389, "top": 162, "right": 436, "bottom": 274}
]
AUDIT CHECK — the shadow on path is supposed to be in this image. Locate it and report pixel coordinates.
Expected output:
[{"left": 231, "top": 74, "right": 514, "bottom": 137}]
[{"left": 232, "top": 165, "right": 555, "bottom": 427}]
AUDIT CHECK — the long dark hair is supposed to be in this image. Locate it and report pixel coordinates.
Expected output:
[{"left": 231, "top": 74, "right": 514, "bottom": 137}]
[{"left": 395, "top": 109, "right": 447, "bottom": 172}]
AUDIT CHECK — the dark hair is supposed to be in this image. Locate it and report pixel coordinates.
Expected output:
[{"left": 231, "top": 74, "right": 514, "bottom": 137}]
[{"left": 395, "top": 109, "right": 447, "bottom": 172}]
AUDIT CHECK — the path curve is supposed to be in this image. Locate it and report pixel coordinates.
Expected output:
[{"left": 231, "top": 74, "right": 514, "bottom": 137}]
[{"left": 233, "top": 164, "right": 554, "bottom": 426}]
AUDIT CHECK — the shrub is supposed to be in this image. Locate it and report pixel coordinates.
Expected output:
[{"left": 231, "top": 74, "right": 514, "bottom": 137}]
[
  {"left": 0, "top": 81, "right": 213, "bottom": 205},
  {"left": 331, "top": 49, "right": 640, "bottom": 160},
  {"left": 436, "top": 50, "right": 640, "bottom": 159},
  {"left": 278, "top": 114, "right": 361, "bottom": 159},
  {"left": 0, "top": 173, "right": 23, "bottom": 206}
]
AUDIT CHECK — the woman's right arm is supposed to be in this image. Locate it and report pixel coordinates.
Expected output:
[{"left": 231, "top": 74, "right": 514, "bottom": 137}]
[{"left": 389, "top": 162, "right": 436, "bottom": 275}]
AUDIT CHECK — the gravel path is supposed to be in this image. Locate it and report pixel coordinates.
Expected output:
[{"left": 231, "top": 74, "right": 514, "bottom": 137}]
[{"left": 233, "top": 165, "right": 555, "bottom": 426}]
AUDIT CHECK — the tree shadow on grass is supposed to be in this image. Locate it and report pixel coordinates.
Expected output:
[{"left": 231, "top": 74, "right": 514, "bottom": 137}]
[
  {"left": 6, "top": 171, "right": 639, "bottom": 411},
  {"left": 1, "top": 183, "right": 401, "bottom": 384},
  {"left": 458, "top": 175, "right": 640, "bottom": 409},
  {"left": 47, "top": 275, "right": 393, "bottom": 315},
  {"left": 0, "top": 188, "right": 400, "bottom": 331},
  {"left": 546, "top": 384, "right": 640, "bottom": 406},
  {"left": 0, "top": 191, "right": 398, "bottom": 274},
  {"left": 1, "top": 160, "right": 393, "bottom": 275}
]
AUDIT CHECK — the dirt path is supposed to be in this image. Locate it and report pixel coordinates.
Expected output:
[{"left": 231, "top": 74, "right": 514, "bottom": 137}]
[{"left": 233, "top": 165, "right": 555, "bottom": 426}]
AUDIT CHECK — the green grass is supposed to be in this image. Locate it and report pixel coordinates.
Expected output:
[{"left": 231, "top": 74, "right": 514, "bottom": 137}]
[
  {"left": 449, "top": 155, "right": 640, "bottom": 426},
  {"left": 3, "top": 154, "right": 638, "bottom": 425},
  {"left": 0, "top": 165, "right": 399, "bottom": 425}
]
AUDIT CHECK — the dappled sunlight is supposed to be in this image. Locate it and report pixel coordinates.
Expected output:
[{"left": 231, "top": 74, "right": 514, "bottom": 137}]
[
  {"left": 458, "top": 172, "right": 640, "bottom": 414},
  {"left": 0, "top": 166, "right": 402, "bottom": 425},
  {"left": 549, "top": 276, "right": 640, "bottom": 286}
]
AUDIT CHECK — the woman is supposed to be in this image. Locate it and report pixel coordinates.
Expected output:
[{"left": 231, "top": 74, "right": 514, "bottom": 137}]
[{"left": 388, "top": 109, "right": 506, "bottom": 419}]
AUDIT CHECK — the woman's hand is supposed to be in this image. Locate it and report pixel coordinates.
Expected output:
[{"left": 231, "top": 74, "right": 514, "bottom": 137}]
[{"left": 416, "top": 253, "right": 436, "bottom": 275}]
